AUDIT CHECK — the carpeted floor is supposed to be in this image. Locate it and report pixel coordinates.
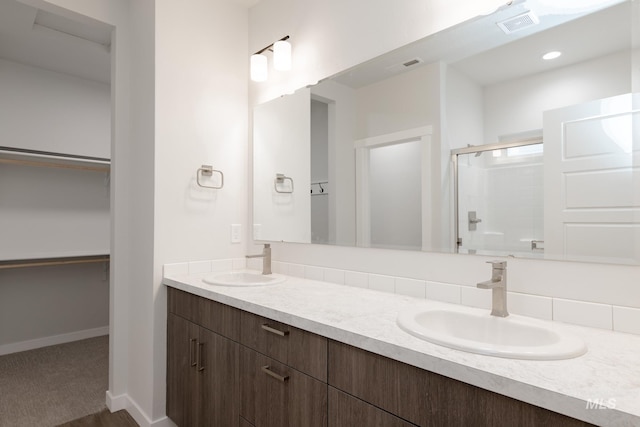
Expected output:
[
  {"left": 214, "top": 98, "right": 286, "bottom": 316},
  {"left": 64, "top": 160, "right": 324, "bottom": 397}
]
[
  {"left": 55, "top": 409, "right": 137, "bottom": 427},
  {"left": 0, "top": 336, "right": 110, "bottom": 427}
]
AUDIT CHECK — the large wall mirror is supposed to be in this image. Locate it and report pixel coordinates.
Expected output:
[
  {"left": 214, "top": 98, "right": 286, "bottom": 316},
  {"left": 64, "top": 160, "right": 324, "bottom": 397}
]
[{"left": 253, "top": 0, "right": 640, "bottom": 265}]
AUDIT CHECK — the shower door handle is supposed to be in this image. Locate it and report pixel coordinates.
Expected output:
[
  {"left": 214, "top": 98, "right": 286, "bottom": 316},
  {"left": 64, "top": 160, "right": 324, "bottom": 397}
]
[{"left": 468, "top": 211, "right": 482, "bottom": 231}]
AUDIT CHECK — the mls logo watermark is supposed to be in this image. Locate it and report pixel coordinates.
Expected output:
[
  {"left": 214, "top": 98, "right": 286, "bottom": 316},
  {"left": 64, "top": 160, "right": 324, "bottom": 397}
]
[{"left": 586, "top": 398, "right": 616, "bottom": 410}]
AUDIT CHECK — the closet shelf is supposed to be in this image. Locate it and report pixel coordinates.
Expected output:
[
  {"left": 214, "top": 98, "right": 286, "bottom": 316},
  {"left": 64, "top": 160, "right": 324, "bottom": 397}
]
[
  {"left": 0, "top": 255, "right": 110, "bottom": 270},
  {"left": 0, "top": 146, "right": 110, "bottom": 173}
]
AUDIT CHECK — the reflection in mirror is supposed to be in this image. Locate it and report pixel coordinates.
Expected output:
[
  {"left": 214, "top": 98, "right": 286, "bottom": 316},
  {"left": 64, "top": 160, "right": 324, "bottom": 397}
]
[
  {"left": 252, "top": 0, "right": 639, "bottom": 264},
  {"left": 453, "top": 139, "right": 544, "bottom": 257}
]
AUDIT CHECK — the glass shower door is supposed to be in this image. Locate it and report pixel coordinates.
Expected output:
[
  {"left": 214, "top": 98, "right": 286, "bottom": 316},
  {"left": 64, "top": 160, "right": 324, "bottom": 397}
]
[{"left": 455, "top": 142, "right": 544, "bottom": 257}]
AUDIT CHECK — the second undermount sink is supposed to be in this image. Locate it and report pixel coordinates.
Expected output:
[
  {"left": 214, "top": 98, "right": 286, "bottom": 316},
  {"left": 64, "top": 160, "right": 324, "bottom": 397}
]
[
  {"left": 202, "top": 270, "right": 285, "bottom": 287},
  {"left": 397, "top": 305, "right": 587, "bottom": 360}
]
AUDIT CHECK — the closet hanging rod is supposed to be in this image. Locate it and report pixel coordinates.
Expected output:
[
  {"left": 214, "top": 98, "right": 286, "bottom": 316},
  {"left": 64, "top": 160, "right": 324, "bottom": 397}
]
[
  {"left": 0, "top": 255, "right": 110, "bottom": 270},
  {"left": 0, "top": 146, "right": 110, "bottom": 164},
  {"left": 0, "top": 147, "right": 110, "bottom": 172}
]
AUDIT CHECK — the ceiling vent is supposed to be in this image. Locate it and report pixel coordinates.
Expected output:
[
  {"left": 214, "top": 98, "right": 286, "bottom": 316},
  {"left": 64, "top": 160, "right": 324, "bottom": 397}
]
[
  {"left": 402, "top": 57, "right": 423, "bottom": 68},
  {"left": 496, "top": 11, "right": 540, "bottom": 34}
]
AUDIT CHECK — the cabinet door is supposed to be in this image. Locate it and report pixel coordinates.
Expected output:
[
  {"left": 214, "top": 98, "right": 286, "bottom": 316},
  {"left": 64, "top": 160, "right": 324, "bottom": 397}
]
[
  {"left": 167, "top": 313, "right": 200, "bottom": 427},
  {"left": 240, "top": 346, "right": 327, "bottom": 427},
  {"left": 328, "top": 387, "right": 416, "bottom": 427},
  {"left": 198, "top": 327, "right": 240, "bottom": 427}
]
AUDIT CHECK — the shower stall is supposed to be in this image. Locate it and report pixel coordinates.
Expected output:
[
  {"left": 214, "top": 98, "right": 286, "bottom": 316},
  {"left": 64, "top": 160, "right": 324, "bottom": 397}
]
[{"left": 452, "top": 138, "right": 544, "bottom": 257}]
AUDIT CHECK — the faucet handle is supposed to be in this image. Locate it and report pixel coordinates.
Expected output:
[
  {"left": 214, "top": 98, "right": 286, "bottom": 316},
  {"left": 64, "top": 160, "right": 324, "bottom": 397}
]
[{"left": 487, "top": 260, "right": 506, "bottom": 269}]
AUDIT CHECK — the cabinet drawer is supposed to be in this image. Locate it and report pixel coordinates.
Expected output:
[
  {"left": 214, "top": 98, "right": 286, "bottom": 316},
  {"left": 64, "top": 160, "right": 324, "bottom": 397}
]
[
  {"left": 328, "top": 340, "right": 595, "bottom": 427},
  {"left": 240, "top": 311, "right": 327, "bottom": 381},
  {"left": 240, "top": 346, "right": 327, "bottom": 427},
  {"left": 168, "top": 287, "right": 240, "bottom": 341},
  {"left": 329, "top": 387, "right": 417, "bottom": 427}
]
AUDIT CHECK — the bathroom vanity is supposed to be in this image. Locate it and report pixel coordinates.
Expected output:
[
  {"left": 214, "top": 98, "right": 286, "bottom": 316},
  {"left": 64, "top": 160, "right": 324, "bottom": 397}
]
[{"left": 164, "top": 272, "right": 640, "bottom": 427}]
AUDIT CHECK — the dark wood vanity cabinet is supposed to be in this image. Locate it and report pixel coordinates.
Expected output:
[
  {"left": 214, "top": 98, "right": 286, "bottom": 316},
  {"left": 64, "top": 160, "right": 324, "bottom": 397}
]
[
  {"left": 239, "top": 346, "right": 327, "bottom": 427},
  {"left": 167, "top": 287, "right": 596, "bottom": 427},
  {"left": 167, "top": 289, "right": 240, "bottom": 427},
  {"left": 328, "top": 340, "right": 596, "bottom": 427},
  {"left": 238, "top": 311, "right": 328, "bottom": 427}
]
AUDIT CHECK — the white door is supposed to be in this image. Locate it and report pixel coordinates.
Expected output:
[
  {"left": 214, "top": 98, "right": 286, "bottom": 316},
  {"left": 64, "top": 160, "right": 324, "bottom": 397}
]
[
  {"left": 543, "top": 93, "right": 640, "bottom": 263},
  {"left": 253, "top": 89, "right": 311, "bottom": 243}
]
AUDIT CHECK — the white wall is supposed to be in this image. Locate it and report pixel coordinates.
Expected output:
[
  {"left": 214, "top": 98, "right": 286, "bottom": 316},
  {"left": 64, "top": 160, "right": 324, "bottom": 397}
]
[
  {"left": 0, "top": 58, "right": 110, "bottom": 158},
  {"left": 249, "top": 0, "right": 640, "bottom": 324},
  {"left": 154, "top": 0, "right": 249, "bottom": 423},
  {"left": 445, "top": 64, "right": 484, "bottom": 149},
  {"left": 355, "top": 63, "right": 441, "bottom": 139},
  {"left": 0, "top": 263, "right": 109, "bottom": 353},
  {"left": 483, "top": 51, "right": 630, "bottom": 143}
]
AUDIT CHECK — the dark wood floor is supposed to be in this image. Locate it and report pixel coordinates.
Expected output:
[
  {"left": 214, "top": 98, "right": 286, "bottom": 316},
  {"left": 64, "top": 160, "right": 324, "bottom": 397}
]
[{"left": 55, "top": 409, "right": 138, "bottom": 427}]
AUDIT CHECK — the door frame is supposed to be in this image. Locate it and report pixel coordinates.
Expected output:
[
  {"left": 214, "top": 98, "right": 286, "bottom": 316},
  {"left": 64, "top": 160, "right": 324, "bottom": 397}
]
[{"left": 354, "top": 126, "right": 432, "bottom": 249}]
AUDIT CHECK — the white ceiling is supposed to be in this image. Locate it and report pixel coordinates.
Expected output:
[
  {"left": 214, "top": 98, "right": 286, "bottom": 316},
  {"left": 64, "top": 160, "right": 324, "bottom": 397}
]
[
  {"left": 0, "top": 0, "right": 111, "bottom": 84},
  {"left": 332, "top": 0, "right": 630, "bottom": 89}
]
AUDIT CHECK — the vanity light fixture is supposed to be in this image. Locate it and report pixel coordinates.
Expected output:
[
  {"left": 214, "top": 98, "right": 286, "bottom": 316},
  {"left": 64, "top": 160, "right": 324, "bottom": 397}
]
[
  {"left": 542, "top": 51, "right": 562, "bottom": 60},
  {"left": 250, "top": 35, "right": 291, "bottom": 82}
]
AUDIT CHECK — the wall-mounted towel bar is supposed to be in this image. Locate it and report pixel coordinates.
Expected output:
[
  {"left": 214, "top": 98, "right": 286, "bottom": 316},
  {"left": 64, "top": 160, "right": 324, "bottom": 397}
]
[
  {"left": 274, "top": 173, "right": 294, "bottom": 193},
  {"left": 197, "top": 164, "right": 224, "bottom": 189}
]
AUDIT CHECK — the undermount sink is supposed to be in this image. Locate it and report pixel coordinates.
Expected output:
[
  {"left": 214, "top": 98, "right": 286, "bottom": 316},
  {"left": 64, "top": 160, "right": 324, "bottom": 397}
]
[
  {"left": 202, "top": 271, "right": 285, "bottom": 287},
  {"left": 397, "top": 305, "right": 587, "bottom": 360}
]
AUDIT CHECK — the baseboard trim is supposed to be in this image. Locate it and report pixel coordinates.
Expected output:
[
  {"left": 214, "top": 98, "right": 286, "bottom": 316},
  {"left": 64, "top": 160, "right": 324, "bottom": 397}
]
[
  {"left": 106, "top": 392, "right": 175, "bottom": 427},
  {"left": 0, "top": 326, "right": 109, "bottom": 356}
]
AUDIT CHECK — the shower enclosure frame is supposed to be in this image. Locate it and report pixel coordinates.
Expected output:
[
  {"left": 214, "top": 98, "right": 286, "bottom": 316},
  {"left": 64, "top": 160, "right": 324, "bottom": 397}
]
[{"left": 451, "top": 137, "right": 543, "bottom": 254}]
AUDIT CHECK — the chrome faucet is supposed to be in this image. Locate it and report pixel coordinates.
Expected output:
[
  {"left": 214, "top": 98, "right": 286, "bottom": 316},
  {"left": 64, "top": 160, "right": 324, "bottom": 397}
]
[
  {"left": 246, "top": 243, "right": 272, "bottom": 275},
  {"left": 477, "top": 260, "right": 509, "bottom": 317}
]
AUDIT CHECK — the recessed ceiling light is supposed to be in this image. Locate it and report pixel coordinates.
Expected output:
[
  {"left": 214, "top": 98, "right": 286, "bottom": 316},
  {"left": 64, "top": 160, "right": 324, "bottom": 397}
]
[{"left": 542, "top": 51, "right": 562, "bottom": 60}]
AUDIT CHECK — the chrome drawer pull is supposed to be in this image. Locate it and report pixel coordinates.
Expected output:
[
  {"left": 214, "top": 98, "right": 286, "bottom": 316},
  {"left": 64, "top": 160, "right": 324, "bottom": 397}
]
[
  {"left": 189, "top": 338, "right": 197, "bottom": 367},
  {"left": 261, "top": 365, "right": 289, "bottom": 382},
  {"left": 197, "top": 342, "right": 205, "bottom": 372},
  {"left": 261, "top": 323, "right": 290, "bottom": 337}
]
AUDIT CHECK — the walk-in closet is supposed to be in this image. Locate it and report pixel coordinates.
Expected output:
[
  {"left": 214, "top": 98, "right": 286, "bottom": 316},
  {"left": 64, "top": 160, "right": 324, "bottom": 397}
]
[{"left": 0, "top": 1, "right": 112, "bottom": 424}]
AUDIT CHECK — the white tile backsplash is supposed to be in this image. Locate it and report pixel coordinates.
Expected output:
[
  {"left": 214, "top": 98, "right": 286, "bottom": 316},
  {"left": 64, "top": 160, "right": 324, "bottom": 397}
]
[
  {"left": 460, "top": 286, "right": 492, "bottom": 310},
  {"left": 272, "top": 261, "right": 289, "bottom": 275},
  {"left": 553, "top": 299, "right": 613, "bottom": 330},
  {"left": 345, "top": 271, "right": 368, "bottom": 289},
  {"left": 304, "top": 265, "right": 324, "bottom": 281},
  {"left": 232, "top": 258, "right": 246, "bottom": 270},
  {"left": 288, "top": 263, "right": 306, "bottom": 278},
  {"left": 188, "top": 260, "right": 212, "bottom": 275},
  {"left": 246, "top": 257, "right": 262, "bottom": 271},
  {"left": 163, "top": 262, "right": 189, "bottom": 277},
  {"left": 613, "top": 306, "right": 640, "bottom": 335},
  {"left": 369, "top": 274, "right": 395, "bottom": 293},
  {"left": 508, "top": 292, "right": 552, "bottom": 320},
  {"left": 395, "top": 278, "right": 426, "bottom": 298},
  {"left": 426, "top": 281, "right": 461, "bottom": 304},
  {"left": 162, "top": 258, "right": 639, "bottom": 335},
  {"left": 324, "top": 268, "right": 345, "bottom": 285},
  {"left": 211, "top": 259, "right": 233, "bottom": 272}
]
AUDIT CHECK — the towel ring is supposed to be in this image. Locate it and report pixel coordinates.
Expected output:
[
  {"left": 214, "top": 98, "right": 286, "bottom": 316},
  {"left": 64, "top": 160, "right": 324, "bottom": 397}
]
[
  {"left": 274, "top": 173, "right": 294, "bottom": 193},
  {"left": 197, "top": 164, "right": 224, "bottom": 189}
]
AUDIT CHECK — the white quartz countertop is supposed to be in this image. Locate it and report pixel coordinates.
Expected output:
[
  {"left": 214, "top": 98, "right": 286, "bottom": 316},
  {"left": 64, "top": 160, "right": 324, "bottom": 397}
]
[{"left": 163, "top": 272, "right": 640, "bottom": 427}]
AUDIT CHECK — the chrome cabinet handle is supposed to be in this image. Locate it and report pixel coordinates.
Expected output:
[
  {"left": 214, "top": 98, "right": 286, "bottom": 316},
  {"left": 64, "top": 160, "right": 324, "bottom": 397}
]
[
  {"left": 261, "top": 365, "right": 289, "bottom": 382},
  {"left": 261, "top": 323, "right": 290, "bottom": 337},
  {"left": 189, "top": 338, "right": 197, "bottom": 367},
  {"left": 197, "top": 342, "right": 205, "bottom": 372}
]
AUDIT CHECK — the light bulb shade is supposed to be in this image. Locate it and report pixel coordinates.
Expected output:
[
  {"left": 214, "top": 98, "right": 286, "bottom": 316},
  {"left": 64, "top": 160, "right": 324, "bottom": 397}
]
[
  {"left": 273, "top": 40, "right": 291, "bottom": 71},
  {"left": 250, "top": 54, "right": 268, "bottom": 82}
]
